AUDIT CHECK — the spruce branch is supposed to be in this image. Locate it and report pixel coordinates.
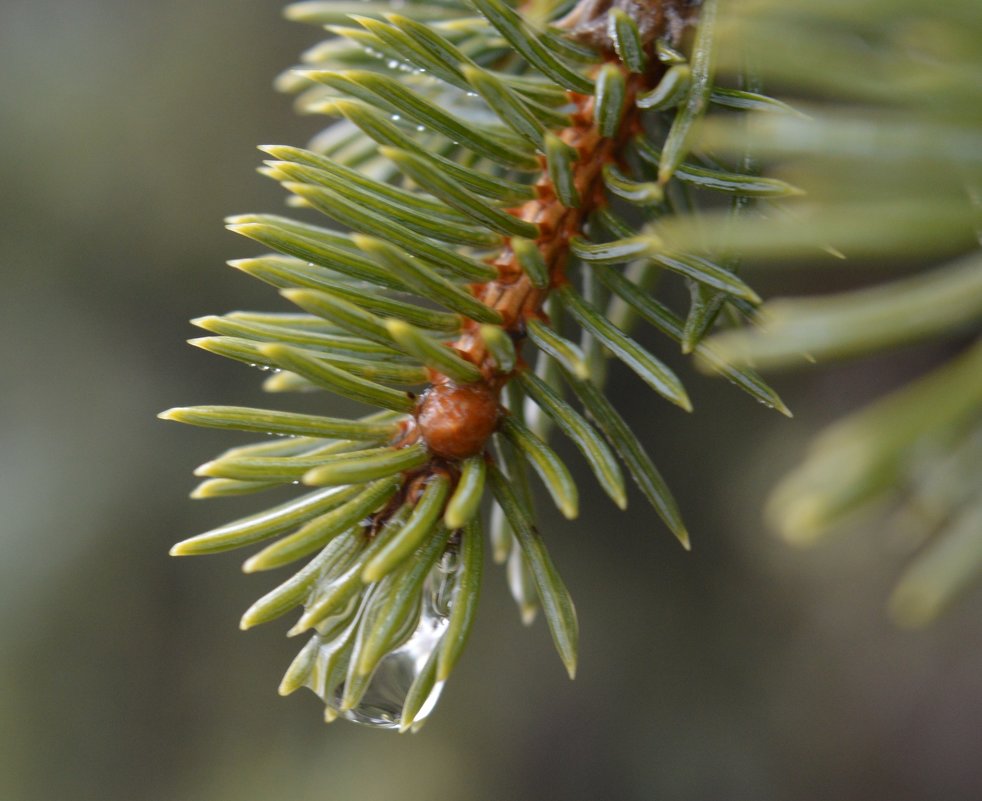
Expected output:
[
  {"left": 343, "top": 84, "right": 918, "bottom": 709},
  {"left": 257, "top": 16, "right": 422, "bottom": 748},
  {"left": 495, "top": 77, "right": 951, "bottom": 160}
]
[{"left": 163, "top": 0, "right": 793, "bottom": 729}]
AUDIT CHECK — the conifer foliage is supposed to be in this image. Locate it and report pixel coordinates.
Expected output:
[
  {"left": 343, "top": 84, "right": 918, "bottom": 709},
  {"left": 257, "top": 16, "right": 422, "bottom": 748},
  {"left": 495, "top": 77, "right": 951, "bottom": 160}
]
[{"left": 161, "top": 0, "right": 795, "bottom": 730}]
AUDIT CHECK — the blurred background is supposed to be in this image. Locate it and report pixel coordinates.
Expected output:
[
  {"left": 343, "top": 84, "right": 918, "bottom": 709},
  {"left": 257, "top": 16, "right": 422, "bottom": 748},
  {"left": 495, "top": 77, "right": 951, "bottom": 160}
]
[{"left": 2, "top": 1, "right": 980, "bottom": 799}]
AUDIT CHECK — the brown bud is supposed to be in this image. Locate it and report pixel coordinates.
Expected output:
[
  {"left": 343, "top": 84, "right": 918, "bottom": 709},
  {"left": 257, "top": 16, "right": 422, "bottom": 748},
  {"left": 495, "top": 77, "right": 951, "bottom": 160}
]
[
  {"left": 555, "top": 0, "right": 699, "bottom": 51},
  {"left": 416, "top": 382, "right": 500, "bottom": 460}
]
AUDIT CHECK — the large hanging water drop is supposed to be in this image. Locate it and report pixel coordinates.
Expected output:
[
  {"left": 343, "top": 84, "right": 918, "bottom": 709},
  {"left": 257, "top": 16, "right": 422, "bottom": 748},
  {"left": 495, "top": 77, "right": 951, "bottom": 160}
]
[
  {"left": 331, "top": 618, "right": 447, "bottom": 729},
  {"left": 312, "top": 552, "right": 458, "bottom": 730}
]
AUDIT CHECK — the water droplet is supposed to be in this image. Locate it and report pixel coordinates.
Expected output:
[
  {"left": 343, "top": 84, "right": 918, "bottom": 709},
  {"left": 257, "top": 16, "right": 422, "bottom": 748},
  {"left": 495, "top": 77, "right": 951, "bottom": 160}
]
[
  {"left": 415, "top": 125, "right": 425, "bottom": 132},
  {"left": 391, "top": 114, "right": 401, "bottom": 122},
  {"left": 465, "top": 91, "right": 478, "bottom": 98},
  {"left": 387, "top": 59, "right": 400, "bottom": 70},
  {"left": 433, "top": 551, "right": 458, "bottom": 610},
  {"left": 315, "top": 557, "right": 455, "bottom": 729},
  {"left": 333, "top": 642, "right": 446, "bottom": 730}
]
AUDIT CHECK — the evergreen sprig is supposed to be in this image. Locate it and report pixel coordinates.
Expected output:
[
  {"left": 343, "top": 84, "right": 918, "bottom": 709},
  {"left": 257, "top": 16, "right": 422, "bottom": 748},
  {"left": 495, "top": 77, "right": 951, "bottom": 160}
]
[{"left": 163, "top": 0, "right": 795, "bottom": 730}]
